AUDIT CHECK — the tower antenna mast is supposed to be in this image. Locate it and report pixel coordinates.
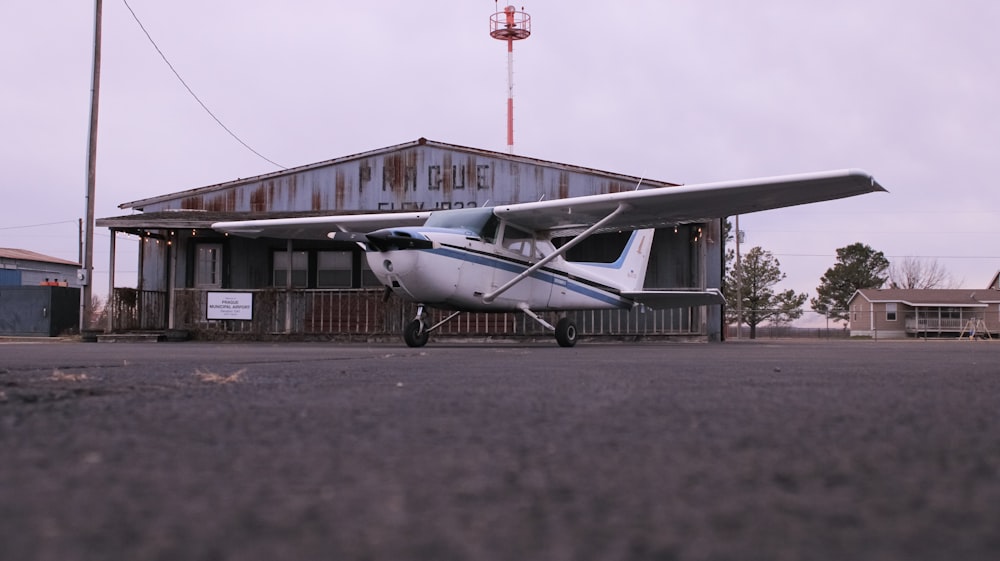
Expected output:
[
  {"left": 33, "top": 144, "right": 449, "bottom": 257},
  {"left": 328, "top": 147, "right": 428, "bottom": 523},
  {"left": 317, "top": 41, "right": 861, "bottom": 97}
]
[{"left": 490, "top": 3, "right": 531, "bottom": 153}]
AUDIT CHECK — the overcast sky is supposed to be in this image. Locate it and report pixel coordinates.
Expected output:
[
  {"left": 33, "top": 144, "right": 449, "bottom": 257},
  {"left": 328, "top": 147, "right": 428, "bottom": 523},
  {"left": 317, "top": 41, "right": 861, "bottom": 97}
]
[{"left": 3, "top": 1, "right": 999, "bottom": 324}]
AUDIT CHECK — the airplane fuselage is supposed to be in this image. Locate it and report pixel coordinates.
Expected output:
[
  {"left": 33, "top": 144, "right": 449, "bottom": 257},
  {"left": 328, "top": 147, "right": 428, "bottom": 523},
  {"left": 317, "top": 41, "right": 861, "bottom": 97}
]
[{"left": 366, "top": 228, "right": 636, "bottom": 313}]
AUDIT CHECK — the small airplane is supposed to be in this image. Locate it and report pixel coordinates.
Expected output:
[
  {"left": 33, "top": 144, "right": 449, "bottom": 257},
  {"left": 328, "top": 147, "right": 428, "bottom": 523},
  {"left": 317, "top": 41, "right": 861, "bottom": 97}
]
[{"left": 214, "top": 169, "right": 885, "bottom": 347}]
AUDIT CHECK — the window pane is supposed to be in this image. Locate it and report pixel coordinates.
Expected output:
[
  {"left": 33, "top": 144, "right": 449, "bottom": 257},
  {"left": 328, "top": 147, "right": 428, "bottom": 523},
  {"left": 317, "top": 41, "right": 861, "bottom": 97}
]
[
  {"left": 502, "top": 225, "right": 535, "bottom": 257},
  {"left": 317, "top": 251, "right": 352, "bottom": 288},
  {"left": 886, "top": 303, "right": 897, "bottom": 321},
  {"left": 195, "top": 244, "right": 223, "bottom": 288},
  {"left": 273, "top": 251, "right": 308, "bottom": 287}
]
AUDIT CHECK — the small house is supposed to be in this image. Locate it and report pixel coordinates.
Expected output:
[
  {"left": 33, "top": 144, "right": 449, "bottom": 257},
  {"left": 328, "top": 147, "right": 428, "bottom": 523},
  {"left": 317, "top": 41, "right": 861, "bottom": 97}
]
[{"left": 848, "top": 287, "right": 1000, "bottom": 338}]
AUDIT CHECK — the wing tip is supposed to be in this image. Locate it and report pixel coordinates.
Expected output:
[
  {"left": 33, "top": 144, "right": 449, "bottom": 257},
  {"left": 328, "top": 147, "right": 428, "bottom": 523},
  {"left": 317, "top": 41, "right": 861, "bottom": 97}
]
[{"left": 843, "top": 168, "right": 889, "bottom": 194}]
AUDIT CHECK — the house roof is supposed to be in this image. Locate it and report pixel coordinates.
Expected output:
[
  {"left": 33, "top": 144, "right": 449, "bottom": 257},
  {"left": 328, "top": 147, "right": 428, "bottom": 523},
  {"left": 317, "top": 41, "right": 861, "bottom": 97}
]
[
  {"left": 850, "top": 288, "right": 997, "bottom": 308},
  {"left": 0, "top": 248, "right": 79, "bottom": 267}
]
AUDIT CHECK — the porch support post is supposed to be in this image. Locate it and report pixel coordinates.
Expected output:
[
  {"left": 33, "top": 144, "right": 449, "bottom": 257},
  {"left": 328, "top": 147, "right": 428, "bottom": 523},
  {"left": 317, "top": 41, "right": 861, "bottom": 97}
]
[
  {"left": 137, "top": 234, "right": 145, "bottom": 328},
  {"left": 285, "top": 239, "right": 293, "bottom": 333},
  {"left": 168, "top": 232, "right": 177, "bottom": 329},
  {"left": 106, "top": 230, "right": 116, "bottom": 333}
]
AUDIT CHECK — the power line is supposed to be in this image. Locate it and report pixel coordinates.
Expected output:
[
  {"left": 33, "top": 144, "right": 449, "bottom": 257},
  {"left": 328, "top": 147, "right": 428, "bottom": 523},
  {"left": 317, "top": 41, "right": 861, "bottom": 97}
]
[
  {"left": 0, "top": 220, "right": 79, "bottom": 231},
  {"left": 120, "top": 0, "right": 287, "bottom": 170},
  {"left": 773, "top": 253, "right": 1000, "bottom": 260}
]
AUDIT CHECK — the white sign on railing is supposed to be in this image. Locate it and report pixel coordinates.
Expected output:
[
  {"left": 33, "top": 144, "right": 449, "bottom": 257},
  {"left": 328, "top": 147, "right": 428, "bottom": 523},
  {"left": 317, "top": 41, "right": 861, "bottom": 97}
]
[{"left": 207, "top": 292, "right": 253, "bottom": 320}]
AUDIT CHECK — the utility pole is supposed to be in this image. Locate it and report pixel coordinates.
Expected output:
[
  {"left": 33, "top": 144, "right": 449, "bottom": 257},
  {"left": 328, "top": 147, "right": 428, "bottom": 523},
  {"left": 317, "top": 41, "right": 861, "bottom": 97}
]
[{"left": 81, "top": 0, "right": 102, "bottom": 332}]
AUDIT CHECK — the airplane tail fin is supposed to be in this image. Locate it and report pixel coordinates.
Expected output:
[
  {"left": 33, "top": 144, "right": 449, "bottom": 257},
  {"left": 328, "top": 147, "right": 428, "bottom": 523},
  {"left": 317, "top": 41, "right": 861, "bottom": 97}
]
[{"left": 571, "top": 228, "right": 655, "bottom": 291}]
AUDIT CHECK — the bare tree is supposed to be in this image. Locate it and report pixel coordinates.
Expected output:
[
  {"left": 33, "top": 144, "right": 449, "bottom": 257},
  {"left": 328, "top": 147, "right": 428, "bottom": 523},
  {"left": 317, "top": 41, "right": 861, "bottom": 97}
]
[
  {"left": 887, "top": 257, "right": 956, "bottom": 289},
  {"left": 88, "top": 294, "right": 108, "bottom": 330}
]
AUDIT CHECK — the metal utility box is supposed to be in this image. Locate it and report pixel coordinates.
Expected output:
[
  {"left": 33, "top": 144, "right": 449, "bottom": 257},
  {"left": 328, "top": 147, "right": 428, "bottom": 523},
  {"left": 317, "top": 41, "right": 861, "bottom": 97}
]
[{"left": 0, "top": 286, "right": 80, "bottom": 336}]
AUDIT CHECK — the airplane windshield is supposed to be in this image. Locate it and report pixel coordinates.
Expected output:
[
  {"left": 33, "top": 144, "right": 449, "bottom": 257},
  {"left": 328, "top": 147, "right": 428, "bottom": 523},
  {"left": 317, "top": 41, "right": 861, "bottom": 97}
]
[{"left": 425, "top": 208, "right": 499, "bottom": 242}]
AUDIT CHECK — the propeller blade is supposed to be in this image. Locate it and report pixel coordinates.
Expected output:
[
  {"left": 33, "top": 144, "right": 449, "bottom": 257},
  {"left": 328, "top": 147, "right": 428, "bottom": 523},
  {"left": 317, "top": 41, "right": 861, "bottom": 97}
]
[{"left": 329, "top": 231, "right": 369, "bottom": 243}]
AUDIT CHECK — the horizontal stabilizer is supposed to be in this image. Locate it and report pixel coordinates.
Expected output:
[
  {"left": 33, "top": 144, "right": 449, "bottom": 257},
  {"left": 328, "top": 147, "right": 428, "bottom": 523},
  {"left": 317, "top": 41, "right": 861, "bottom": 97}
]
[{"left": 622, "top": 289, "right": 726, "bottom": 309}]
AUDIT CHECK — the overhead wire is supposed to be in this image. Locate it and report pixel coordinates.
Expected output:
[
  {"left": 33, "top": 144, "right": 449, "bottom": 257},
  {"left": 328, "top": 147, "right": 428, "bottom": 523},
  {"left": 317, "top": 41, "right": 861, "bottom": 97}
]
[
  {"left": 120, "top": 0, "right": 287, "bottom": 170},
  {"left": 0, "top": 219, "right": 79, "bottom": 231}
]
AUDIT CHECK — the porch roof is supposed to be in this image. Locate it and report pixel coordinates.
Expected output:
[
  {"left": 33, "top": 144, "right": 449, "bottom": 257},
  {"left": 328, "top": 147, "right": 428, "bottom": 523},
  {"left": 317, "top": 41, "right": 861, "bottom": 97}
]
[{"left": 97, "top": 210, "right": 377, "bottom": 233}]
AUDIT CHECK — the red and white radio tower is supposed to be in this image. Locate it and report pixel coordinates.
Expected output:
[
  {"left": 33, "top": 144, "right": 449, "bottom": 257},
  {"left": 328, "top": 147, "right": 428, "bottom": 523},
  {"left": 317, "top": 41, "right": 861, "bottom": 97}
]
[{"left": 490, "top": 4, "right": 531, "bottom": 153}]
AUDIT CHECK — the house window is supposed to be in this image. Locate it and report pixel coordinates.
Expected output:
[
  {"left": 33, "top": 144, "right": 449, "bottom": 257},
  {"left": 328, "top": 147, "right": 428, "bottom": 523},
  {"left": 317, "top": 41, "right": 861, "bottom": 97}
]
[
  {"left": 317, "top": 251, "right": 352, "bottom": 288},
  {"left": 886, "top": 303, "right": 897, "bottom": 321},
  {"left": 195, "top": 243, "right": 223, "bottom": 288},
  {"left": 273, "top": 251, "right": 308, "bottom": 287}
]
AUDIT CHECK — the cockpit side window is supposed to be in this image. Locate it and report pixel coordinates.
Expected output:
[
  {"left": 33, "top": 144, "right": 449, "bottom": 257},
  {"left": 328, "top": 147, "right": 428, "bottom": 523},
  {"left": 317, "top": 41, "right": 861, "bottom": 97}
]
[
  {"left": 480, "top": 214, "right": 500, "bottom": 244},
  {"left": 500, "top": 224, "right": 536, "bottom": 258}
]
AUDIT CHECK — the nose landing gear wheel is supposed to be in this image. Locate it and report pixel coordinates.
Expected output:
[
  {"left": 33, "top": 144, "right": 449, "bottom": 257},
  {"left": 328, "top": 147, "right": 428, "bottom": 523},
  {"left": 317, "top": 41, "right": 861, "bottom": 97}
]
[
  {"left": 555, "top": 317, "right": 578, "bottom": 347},
  {"left": 403, "top": 319, "right": 430, "bottom": 347}
]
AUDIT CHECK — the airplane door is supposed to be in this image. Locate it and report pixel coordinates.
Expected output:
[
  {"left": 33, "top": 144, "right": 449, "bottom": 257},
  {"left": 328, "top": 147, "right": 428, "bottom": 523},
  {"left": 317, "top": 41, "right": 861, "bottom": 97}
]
[{"left": 491, "top": 223, "right": 552, "bottom": 307}]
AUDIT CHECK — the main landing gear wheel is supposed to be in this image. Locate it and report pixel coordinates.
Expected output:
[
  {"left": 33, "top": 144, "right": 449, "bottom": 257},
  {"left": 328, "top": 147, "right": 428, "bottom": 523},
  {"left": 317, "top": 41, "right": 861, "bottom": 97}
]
[
  {"left": 403, "top": 319, "right": 430, "bottom": 348},
  {"left": 555, "top": 317, "right": 578, "bottom": 347}
]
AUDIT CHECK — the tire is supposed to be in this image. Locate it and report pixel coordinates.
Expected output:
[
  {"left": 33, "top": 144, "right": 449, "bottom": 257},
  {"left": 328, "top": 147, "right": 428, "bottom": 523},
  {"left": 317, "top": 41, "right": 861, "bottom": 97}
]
[
  {"left": 555, "top": 317, "right": 578, "bottom": 347},
  {"left": 403, "top": 319, "right": 429, "bottom": 347}
]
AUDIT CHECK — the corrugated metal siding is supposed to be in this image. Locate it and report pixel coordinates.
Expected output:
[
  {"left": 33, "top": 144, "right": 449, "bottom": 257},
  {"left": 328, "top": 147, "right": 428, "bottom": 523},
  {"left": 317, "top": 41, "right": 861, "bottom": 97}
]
[{"left": 136, "top": 145, "right": 659, "bottom": 215}]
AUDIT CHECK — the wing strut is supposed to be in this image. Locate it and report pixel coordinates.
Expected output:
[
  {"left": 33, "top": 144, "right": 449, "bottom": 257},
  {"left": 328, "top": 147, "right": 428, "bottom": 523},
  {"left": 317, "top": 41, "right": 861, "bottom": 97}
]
[{"left": 482, "top": 203, "right": 628, "bottom": 304}]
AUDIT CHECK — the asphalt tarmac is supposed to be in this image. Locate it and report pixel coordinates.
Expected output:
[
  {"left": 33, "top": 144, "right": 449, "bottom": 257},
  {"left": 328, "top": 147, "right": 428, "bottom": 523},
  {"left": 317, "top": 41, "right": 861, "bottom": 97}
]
[{"left": 2, "top": 338, "right": 999, "bottom": 561}]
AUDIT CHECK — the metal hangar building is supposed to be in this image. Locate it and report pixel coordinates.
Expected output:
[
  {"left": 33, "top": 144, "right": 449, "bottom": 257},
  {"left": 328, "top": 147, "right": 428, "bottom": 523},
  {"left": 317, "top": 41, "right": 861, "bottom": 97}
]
[{"left": 97, "top": 139, "right": 724, "bottom": 341}]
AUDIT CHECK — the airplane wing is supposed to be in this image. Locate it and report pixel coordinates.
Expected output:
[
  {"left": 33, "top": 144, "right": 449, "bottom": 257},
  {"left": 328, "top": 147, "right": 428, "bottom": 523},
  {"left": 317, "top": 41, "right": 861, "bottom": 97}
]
[
  {"left": 212, "top": 169, "right": 884, "bottom": 239},
  {"left": 494, "top": 169, "right": 885, "bottom": 234},
  {"left": 212, "top": 211, "right": 432, "bottom": 240}
]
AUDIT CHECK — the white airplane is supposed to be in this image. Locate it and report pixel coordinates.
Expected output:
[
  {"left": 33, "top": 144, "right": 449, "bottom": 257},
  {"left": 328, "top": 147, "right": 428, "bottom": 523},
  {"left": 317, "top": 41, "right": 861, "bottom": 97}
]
[{"left": 214, "top": 169, "right": 885, "bottom": 347}]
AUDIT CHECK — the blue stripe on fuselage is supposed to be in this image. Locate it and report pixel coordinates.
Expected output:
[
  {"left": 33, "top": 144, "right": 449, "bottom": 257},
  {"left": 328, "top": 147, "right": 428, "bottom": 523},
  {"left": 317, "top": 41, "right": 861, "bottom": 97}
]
[{"left": 426, "top": 245, "right": 629, "bottom": 308}]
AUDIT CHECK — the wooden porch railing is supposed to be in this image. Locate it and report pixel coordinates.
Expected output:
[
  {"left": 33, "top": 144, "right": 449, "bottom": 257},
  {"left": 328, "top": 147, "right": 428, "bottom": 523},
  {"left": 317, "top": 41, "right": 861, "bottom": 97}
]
[{"left": 112, "top": 287, "right": 705, "bottom": 338}]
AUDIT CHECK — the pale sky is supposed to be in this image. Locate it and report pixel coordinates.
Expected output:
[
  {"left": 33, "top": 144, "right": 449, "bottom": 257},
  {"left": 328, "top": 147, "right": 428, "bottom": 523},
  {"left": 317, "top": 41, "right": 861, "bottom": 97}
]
[{"left": 3, "top": 1, "right": 999, "bottom": 324}]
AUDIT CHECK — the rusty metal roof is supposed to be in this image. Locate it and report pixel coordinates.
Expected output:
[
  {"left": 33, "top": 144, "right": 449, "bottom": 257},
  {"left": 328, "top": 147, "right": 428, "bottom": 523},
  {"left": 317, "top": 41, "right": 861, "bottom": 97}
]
[
  {"left": 114, "top": 138, "right": 677, "bottom": 211},
  {"left": 0, "top": 248, "right": 79, "bottom": 267}
]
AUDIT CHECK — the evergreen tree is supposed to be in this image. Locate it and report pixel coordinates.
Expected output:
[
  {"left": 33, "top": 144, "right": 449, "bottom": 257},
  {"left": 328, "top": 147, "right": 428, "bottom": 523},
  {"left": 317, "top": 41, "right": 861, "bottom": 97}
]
[
  {"left": 811, "top": 242, "right": 889, "bottom": 322},
  {"left": 724, "top": 246, "right": 807, "bottom": 338}
]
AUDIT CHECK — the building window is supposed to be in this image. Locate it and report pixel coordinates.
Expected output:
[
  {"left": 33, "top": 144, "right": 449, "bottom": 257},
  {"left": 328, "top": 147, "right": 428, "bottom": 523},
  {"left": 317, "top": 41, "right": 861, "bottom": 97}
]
[
  {"left": 195, "top": 243, "right": 223, "bottom": 288},
  {"left": 317, "top": 251, "right": 352, "bottom": 288},
  {"left": 886, "top": 303, "right": 897, "bottom": 321},
  {"left": 273, "top": 251, "right": 308, "bottom": 287}
]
